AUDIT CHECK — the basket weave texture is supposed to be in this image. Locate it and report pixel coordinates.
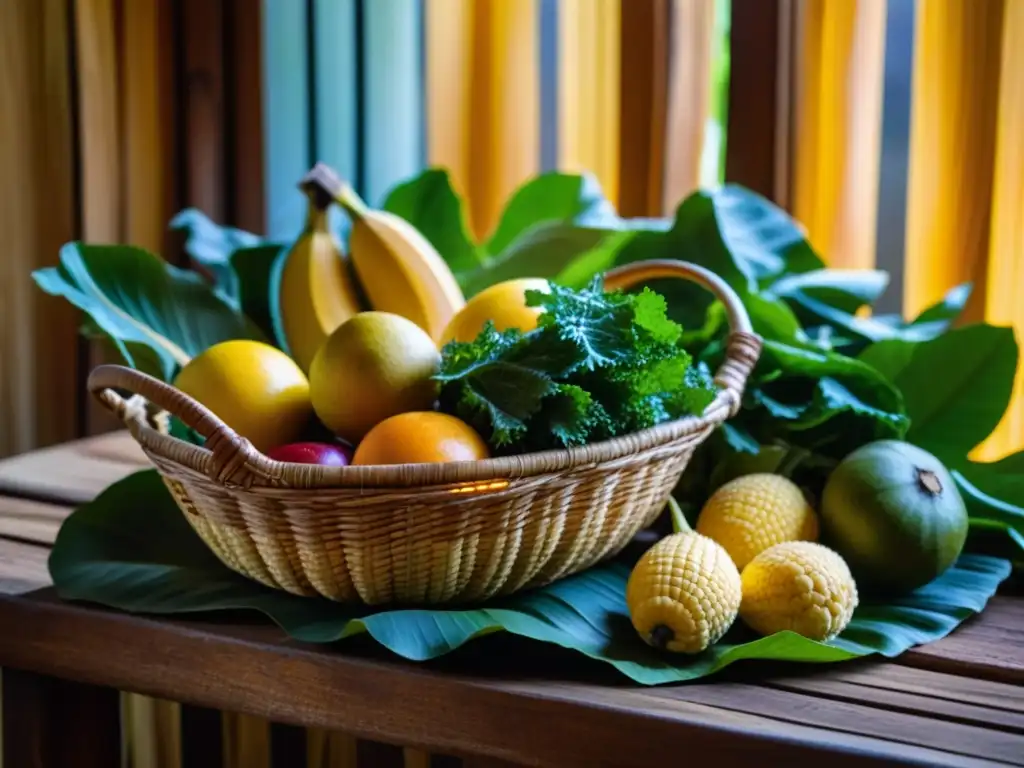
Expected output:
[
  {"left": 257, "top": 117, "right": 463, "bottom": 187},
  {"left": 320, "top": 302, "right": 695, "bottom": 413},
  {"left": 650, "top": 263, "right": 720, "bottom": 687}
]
[{"left": 87, "top": 260, "right": 762, "bottom": 606}]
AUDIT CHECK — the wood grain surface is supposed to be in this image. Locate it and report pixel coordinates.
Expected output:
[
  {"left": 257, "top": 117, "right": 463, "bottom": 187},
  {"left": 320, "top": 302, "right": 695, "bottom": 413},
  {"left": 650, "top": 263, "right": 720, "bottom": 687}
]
[{"left": 0, "top": 431, "right": 1022, "bottom": 767}]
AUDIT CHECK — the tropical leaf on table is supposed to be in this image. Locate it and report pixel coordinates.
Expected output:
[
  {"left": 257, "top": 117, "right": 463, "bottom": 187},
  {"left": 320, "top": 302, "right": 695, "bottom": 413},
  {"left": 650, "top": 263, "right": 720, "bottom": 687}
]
[
  {"left": 49, "top": 470, "right": 1011, "bottom": 686},
  {"left": 33, "top": 243, "right": 266, "bottom": 381}
]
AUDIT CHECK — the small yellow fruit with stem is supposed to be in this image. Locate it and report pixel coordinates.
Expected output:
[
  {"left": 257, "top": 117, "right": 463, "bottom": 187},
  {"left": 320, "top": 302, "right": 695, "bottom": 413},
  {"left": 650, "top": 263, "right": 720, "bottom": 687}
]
[
  {"left": 739, "top": 540, "right": 859, "bottom": 641},
  {"left": 696, "top": 472, "right": 818, "bottom": 570},
  {"left": 626, "top": 498, "right": 741, "bottom": 654}
]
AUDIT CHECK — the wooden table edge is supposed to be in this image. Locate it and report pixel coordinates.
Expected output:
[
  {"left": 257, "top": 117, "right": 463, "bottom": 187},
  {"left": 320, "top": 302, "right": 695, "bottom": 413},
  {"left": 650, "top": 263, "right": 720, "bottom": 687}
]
[{"left": 0, "top": 592, "right": 991, "bottom": 768}]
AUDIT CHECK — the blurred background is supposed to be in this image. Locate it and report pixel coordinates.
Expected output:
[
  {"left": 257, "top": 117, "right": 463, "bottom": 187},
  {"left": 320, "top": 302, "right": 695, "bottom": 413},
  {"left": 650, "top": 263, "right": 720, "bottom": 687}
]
[
  {"left": 1, "top": 1, "right": 1022, "bottom": 765},
  {"left": 5, "top": 0, "right": 1021, "bottom": 467}
]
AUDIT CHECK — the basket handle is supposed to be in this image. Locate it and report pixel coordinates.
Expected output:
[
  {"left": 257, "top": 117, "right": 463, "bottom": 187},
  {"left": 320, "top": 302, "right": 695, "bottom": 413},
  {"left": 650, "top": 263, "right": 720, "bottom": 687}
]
[
  {"left": 602, "top": 259, "right": 762, "bottom": 410},
  {"left": 87, "top": 364, "right": 259, "bottom": 484}
]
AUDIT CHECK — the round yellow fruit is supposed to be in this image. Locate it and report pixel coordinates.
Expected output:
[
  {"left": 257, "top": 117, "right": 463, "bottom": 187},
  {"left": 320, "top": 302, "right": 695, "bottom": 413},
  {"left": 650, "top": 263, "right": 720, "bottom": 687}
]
[
  {"left": 172, "top": 339, "right": 312, "bottom": 453},
  {"left": 352, "top": 411, "right": 489, "bottom": 466},
  {"left": 740, "top": 540, "right": 859, "bottom": 641},
  {"left": 309, "top": 311, "right": 441, "bottom": 443},
  {"left": 695, "top": 473, "right": 819, "bottom": 570},
  {"left": 439, "top": 278, "right": 551, "bottom": 346},
  {"left": 626, "top": 531, "right": 741, "bottom": 654}
]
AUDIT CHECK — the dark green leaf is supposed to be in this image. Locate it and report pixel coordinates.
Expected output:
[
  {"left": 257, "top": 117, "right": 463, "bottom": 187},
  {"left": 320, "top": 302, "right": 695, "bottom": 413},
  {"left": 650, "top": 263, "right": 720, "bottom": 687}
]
[
  {"left": 461, "top": 225, "right": 628, "bottom": 297},
  {"left": 169, "top": 208, "right": 264, "bottom": 300},
  {"left": 33, "top": 243, "right": 266, "bottom": 381},
  {"left": 51, "top": 469, "right": 1011, "bottom": 685},
  {"left": 229, "top": 244, "right": 287, "bottom": 343},
  {"left": 952, "top": 467, "right": 1024, "bottom": 556},
  {"left": 857, "top": 325, "right": 1019, "bottom": 461},
  {"left": 766, "top": 269, "right": 889, "bottom": 314},
  {"left": 485, "top": 172, "right": 619, "bottom": 256},
  {"left": 382, "top": 168, "right": 485, "bottom": 275},
  {"left": 911, "top": 282, "right": 972, "bottom": 327}
]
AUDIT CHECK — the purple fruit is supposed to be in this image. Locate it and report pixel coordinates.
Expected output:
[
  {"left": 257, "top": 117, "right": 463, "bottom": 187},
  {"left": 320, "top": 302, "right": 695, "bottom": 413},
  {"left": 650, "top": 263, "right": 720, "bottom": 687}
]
[{"left": 266, "top": 441, "right": 352, "bottom": 467}]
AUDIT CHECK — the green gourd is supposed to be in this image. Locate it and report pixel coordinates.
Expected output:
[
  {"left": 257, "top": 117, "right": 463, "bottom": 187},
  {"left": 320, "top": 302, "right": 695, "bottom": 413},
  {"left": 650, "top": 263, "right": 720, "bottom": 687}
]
[{"left": 820, "top": 440, "right": 968, "bottom": 595}]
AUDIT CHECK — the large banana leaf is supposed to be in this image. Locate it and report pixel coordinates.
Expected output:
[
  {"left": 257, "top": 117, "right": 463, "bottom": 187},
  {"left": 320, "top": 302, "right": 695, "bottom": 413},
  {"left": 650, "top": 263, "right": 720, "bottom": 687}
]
[
  {"left": 49, "top": 470, "right": 1011, "bottom": 685},
  {"left": 33, "top": 242, "right": 266, "bottom": 381}
]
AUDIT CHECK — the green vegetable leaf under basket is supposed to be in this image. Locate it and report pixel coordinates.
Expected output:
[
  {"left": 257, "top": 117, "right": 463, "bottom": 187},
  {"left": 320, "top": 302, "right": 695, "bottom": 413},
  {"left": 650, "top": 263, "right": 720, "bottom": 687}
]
[{"left": 49, "top": 471, "right": 1012, "bottom": 686}]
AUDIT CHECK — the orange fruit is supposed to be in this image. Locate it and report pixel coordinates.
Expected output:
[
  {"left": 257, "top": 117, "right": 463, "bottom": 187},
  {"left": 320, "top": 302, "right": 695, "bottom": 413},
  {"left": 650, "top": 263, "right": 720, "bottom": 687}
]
[
  {"left": 172, "top": 340, "right": 312, "bottom": 453},
  {"left": 439, "top": 278, "right": 551, "bottom": 345},
  {"left": 352, "top": 412, "right": 490, "bottom": 466}
]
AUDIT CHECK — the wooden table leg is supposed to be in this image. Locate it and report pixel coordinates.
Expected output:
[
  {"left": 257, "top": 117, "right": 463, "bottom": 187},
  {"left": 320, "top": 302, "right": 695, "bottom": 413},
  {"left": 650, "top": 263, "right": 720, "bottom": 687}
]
[{"left": 2, "top": 667, "right": 120, "bottom": 768}]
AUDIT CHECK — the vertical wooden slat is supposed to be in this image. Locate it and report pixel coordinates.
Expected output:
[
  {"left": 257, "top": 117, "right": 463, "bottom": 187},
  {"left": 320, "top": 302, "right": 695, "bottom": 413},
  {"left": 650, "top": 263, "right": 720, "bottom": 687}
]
[
  {"left": 75, "top": 0, "right": 126, "bottom": 438},
  {"left": 182, "top": 0, "right": 228, "bottom": 223},
  {"left": 426, "top": 0, "right": 539, "bottom": 238},
  {"left": 980, "top": 0, "right": 1024, "bottom": 459},
  {"left": 902, "top": 0, "right": 1004, "bottom": 322},
  {"left": 791, "top": 0, "right": 888, "bottom": 268},
  {"left": 0, "top": 0, "right": 80, "bottom": 458},
  {"left": 363, "top": 0, "right": 425, "bottom": 204},
  {"left": 662, "top": 0, "right": 717, "bottom": 210},
  {"left": 425, "top": 0, "right": 474, "bottom": 198},
  {"left": 262, "top": 0, "right": 311, "bottom": 240},
  {"left": 227, "top": 0, "right": 266, "bottom": 233},
  {"left": 724, "top": 0, "right": 795, "bottom": 207},
  {"left": 464, "top": 0, "right": 540, "bottom": 239},
  {"left": 557, "top": 0, "right": 621, "bottom": 204},
  {"left": 618, "top": 0, "right": 669, "bottom": 217},
  {"left": 120, "top": 0, "right": 179, "bottom": 256},
  {"left": 2, "top": 669, "right": 121, "bottom": 768},
  {"left": 76, "top": 0, "right": 122, "bottom": 243},
  {"left": 312, "top": 0, "right": 358, "bottom": 194}
]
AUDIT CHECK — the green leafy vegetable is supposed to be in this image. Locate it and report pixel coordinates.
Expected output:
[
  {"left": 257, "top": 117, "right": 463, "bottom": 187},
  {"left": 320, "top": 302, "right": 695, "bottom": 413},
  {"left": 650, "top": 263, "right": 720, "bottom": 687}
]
[
  {"left": 436, "top": 278, "right": 717, "bottom": 453},
  {"left": 49, "top": 470, "right": 1012, "bottom": 685},
  {"left": 33, "top": 243, "right": 266, "bottom": 381}
]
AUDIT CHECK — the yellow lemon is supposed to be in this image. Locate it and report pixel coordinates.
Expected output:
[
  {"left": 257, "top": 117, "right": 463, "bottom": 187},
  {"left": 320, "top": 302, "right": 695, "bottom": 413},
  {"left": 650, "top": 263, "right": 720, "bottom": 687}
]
[
  {"left": 309, "top": 311, "right": 441, "bottom": 444},
  {"left": 352, "top": 412, "right": 489, "bottom": 466},
  {"left": 172, "top": 340, "right": 312, "bottom": 453},
  {"left": 439, "top": 278, "right": 551, "bottom": 346}
]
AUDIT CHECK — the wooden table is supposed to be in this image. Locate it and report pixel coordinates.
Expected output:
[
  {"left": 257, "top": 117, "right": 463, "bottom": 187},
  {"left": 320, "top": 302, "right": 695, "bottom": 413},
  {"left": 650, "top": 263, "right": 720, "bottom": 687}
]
[{"left": 1, "top": 433, "right": 1023, "bottom": 767}]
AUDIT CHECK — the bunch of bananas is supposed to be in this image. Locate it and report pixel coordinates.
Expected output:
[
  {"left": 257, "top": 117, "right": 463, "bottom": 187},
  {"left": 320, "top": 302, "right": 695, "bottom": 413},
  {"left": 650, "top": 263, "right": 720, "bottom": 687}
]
[{"left": 278, "top": 162, "right": 467, "bottom": 372}]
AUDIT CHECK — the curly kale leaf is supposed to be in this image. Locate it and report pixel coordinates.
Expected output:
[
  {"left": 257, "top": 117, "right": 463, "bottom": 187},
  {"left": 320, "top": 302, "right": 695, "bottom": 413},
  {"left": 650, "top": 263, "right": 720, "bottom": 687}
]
[{"left": 437, "top": 279, "right": 720, "bottom": 453}]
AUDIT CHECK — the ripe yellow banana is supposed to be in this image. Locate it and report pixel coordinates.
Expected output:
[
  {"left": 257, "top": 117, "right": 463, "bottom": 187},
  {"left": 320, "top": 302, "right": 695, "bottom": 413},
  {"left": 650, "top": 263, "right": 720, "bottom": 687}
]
[
  {"left": 304, "top": 163, "right": 465, "bottom": 342},
  {"left": 277, "top": 171, "right": 364, "bottom": 372}
]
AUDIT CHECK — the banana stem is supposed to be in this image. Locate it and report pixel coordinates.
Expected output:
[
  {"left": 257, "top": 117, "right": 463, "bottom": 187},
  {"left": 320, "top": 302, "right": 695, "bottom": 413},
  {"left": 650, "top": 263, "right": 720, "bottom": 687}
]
[
  {"left": 667, "top": 496, "right": 692, "bottom": 535},
  {"left": 333, "top": 181, "right": 370, "bottom": 221}
]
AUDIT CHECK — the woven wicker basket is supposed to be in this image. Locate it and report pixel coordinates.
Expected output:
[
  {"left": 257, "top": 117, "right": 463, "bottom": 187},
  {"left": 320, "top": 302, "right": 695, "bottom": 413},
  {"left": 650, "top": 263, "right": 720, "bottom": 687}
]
[{"left": 87, "top": 259, "right": 761, "bottom": 606}]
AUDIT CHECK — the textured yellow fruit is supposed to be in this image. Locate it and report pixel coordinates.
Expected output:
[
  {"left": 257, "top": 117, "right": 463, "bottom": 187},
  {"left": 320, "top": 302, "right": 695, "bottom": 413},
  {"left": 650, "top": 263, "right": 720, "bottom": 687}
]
[
  {"left": 626, "top": 531, "right": 742, "bottom": 654},
  {"left": 696, "top": 473, "right": 819, "bottom": 570},
  {"left": 172, "top": 340, "right": 312, "bottom": 453},
  {"left": 740, "top": 541, "right": 859, "bottom": 641},
  {"left": 277, "top": 187, "right": 363, "bottom": 373},
  {"left": 439, "top": 278, "right": 551, "bottom": 345},
  {"left": 309, "top": 312, "right": 441, "bottom": 443}
]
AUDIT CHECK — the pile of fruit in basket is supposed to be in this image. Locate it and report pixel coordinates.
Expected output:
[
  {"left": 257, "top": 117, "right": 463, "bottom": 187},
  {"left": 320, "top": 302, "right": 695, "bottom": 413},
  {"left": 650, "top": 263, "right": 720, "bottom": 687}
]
[{"left": 172, "top": 163, "right": 722, "bottom": 470}]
